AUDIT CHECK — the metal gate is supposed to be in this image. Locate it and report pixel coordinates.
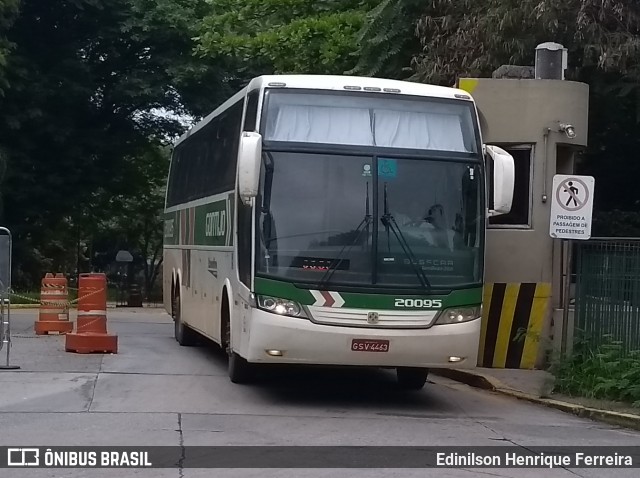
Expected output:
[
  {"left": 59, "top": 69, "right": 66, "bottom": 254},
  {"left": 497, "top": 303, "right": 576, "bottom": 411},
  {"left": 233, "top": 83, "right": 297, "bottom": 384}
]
[{"left": 574, "top": 238, "right": 640, "bottom": 355}]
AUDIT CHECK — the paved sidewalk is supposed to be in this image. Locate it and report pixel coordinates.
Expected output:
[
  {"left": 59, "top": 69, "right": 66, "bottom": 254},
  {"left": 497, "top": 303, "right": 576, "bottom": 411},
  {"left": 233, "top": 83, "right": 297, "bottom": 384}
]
[{"left": 433, "top": 367, "right": 640, "bottom": 432}]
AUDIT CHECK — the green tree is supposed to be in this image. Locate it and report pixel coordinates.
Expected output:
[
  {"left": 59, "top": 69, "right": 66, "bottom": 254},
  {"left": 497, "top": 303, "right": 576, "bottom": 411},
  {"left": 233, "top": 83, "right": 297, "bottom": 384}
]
[
  {"left": 195, "top": 0, "right": 378, "bottom": 79},
  {"left": 408, "top": 0, "right": 640, "bottom": 226},
  {"left": 348, "top": 0, "right": 424, "bottom": 79},
  {"left": 0, "top": 0, "right": 20, "bottom": 95},
  {"left": 90, "top": 144, "right": 169, "bottom": 299},
  {"left": 0, "top": 0, "right": 19, "bottom": 216},
  {"left": 411, "top": 0, "right": 640, "bottom": 87},
  {"left": 0, "top": 0, "right": 212, "bottom": 287}
]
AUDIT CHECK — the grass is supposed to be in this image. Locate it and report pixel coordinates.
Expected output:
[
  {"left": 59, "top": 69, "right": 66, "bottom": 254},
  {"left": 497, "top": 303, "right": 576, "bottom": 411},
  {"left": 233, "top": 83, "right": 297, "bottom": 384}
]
[{"left": 551, "top": 334, "right": 640, "bottom": 407}]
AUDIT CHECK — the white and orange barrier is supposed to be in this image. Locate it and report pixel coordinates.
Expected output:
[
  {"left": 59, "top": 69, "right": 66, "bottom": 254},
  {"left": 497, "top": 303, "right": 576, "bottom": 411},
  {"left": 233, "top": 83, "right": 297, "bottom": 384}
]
[
  {"left": 65, "top": 273, "right": 117, "bottom": 354},
  {"left": 34, "top": 273, "right": 73, "bottom": 335}
]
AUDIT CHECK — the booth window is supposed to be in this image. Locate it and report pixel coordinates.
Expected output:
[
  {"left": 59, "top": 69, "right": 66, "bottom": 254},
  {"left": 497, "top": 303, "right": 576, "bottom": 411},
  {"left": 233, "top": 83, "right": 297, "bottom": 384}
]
[{"left": 489, "top": 145, "right": 532, "bottom": 227}]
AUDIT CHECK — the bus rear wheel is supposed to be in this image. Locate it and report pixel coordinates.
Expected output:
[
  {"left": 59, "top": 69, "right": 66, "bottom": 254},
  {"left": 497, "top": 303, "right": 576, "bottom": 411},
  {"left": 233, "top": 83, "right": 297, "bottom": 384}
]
[
  {"left": 396, "top": 367, "right": 429, "bottom": 390},
  {"left": 173, "top": 294, "right": 197, "bottom": 346}
]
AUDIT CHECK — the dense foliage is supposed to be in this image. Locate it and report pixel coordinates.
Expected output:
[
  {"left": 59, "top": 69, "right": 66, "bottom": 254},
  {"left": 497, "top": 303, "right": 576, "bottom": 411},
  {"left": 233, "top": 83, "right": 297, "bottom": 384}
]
[
  {"left": 0, "top": 0, "right": 215, "bottom": 291},
  {"left": 195, "top": 0, "right": 378, "bottom": 76},
  {"left": 0, "top": 0, "right": 20, "bottom": 93},
  {"left": 347, "top": 0, "right": 423, "bottom": 79}
]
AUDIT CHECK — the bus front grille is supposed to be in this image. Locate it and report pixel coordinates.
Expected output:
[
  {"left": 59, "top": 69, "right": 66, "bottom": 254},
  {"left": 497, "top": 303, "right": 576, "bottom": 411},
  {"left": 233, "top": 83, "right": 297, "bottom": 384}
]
[{"left": 307, "top": 306, "right": 437, "bottom": 329}]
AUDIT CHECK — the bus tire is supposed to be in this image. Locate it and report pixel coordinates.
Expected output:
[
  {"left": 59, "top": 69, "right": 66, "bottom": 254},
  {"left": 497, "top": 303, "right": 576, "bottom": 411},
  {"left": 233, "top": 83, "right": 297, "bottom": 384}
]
[
  {"left": 173, "top": 294, "right": 197, "bottom": 346},
  {"left": 228, "top": 351, "right": 253, "bottom": 384},
  {"left": 396, "top": 367, "right": 428, "bottom": 390},
  {"left": 221, "top": 290, "right": 230, "bottom": 352}
]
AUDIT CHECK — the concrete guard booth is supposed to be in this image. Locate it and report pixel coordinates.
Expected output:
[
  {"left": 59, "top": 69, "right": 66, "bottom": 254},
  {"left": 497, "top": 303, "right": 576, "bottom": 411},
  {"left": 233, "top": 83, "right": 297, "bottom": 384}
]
[{"left": 457, "top": 57, "right": 589, "bottom": 369}]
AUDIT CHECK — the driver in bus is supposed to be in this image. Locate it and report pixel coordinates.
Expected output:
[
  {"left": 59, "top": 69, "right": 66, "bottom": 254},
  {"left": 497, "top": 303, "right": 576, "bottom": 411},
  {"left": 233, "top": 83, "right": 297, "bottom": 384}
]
[
  {"left": 395, "top": 201, "right": 456, "bottom": 251},
  {"left": 395, "top": 201, "right": 438, "bottom": 247},
  {"left": 425, "top": 204, "right": 454, "bottom": 249}
]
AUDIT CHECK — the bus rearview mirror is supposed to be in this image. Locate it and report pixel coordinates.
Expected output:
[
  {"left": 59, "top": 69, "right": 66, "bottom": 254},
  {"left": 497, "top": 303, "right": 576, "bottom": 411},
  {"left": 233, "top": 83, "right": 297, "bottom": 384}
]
[
  {"left": 238, "top": 132, "right": 263, "bottom": 205},
  {"left": 485, "top": 145, "right": 515, "bottom": 216}
]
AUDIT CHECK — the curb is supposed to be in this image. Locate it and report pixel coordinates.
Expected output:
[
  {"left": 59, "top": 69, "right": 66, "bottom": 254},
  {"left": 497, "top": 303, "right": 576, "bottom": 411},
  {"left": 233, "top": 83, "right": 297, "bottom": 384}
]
[{"left": 433, "top": 368, "right": 640, "bottom": 432}]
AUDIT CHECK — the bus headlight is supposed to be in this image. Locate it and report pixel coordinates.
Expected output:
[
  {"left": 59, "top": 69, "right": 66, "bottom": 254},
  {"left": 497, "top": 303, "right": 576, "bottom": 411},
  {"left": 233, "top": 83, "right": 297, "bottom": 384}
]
[
  {"left": 434, "top": 306, "right": 481, "bottom": 325},
  {"left": 257, "top": 295, "right": 307, "bottom": 318}
]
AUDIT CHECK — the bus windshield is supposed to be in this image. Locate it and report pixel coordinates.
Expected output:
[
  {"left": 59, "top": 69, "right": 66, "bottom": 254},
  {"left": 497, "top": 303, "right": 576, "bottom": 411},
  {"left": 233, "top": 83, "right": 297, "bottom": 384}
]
[
  {"left": 262, "top": 90, "right": 479, "bottom": 153},
  {"left": 256, "top": 152, "right": 483, "bottom": 291}
]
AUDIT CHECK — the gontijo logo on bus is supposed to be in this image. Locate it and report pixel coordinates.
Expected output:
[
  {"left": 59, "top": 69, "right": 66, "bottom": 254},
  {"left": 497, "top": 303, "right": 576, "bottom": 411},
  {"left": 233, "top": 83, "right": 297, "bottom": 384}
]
[
  {"left": 205, "top": 211, "right": 225, "bottom": 237},
  {"left": 164, "top": 194, "right": 235, "bottom": 247}
]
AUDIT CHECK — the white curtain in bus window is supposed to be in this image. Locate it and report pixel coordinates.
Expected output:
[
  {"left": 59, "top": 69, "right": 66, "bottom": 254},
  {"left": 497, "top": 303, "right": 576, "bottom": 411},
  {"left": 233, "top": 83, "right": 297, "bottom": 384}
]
[
  {"left": 373, "top": 110, "right": 467, "bottom": 152},
  {"left": 269, "top": 104, "right": 374, "bottom": 145}
]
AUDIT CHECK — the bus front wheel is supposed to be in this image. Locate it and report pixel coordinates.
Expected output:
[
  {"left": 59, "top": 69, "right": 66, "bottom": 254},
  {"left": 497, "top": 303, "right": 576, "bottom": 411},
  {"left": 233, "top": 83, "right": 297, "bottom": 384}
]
[
  {"left": 396, "top": 367, "right": 429, "bottom": 390},
  {"left": 228, "top": 351, "right": 253, "bottom": 384}
]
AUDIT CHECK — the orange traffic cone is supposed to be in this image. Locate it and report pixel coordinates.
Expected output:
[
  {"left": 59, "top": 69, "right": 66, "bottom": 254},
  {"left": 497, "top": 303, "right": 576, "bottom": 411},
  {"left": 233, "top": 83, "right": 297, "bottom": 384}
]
[
  {"left": 65, "top": 273, "right": 117, "bottom": 354},
  {"left": 34, "top": 273, "right": 73, "bottom": 335}
]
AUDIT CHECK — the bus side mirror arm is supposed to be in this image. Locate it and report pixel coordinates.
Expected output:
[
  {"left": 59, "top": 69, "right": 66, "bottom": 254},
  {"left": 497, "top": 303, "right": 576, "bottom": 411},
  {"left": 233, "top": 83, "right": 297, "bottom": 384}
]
[
  {"left": 485, "top": 145, "right": 515, "bottom": 216},
  {"left": 238, "top": 132, "right": 263, "bottom": 205}
]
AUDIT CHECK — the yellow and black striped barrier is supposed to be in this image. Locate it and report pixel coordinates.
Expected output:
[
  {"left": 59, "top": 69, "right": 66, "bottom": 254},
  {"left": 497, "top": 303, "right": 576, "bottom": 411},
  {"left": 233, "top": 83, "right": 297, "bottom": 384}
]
[{"left": 478, "top": 283, "right": 551, "bottom": 369}]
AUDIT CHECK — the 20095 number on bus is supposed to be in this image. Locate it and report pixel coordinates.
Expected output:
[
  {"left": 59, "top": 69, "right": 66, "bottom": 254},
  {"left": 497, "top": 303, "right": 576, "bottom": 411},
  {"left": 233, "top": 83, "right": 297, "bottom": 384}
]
[{"left": 394, "top": 298, "right": 442, "bottom": 309}]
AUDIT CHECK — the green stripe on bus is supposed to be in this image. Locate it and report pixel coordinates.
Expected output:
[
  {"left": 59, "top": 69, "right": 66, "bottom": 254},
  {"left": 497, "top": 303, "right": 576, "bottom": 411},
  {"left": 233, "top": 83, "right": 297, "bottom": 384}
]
[
  {"left": 163, "top": 211, "right": 179, "bottom": 245},
  {"left": 164, "top": 194, "right": 235, "bottom": 247},
  {"left": 254, "top": 277, "right": 481, "bottom": 310}
]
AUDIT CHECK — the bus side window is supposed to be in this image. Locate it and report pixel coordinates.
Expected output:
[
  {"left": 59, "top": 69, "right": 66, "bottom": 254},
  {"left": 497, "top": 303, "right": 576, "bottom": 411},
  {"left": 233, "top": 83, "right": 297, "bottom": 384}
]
[
  {"left": 204, "top": 118, "right": 221, "bottom": 197},
  {"left": 193, "top": 137, "right": 208, "bottom": 200},
  {"left": 187, "top": 135, "right": 207, "bottom": 202},
  {"left": 166, "top": 147, "right": 180, "bottom": 207},
  {"left": 219, "top": 101, "right": 243, "bottom": 191},
  {"left": 244, "top": 90, "right": 260, "bottom": 132},
  {"left": 175, "top": 145, "right": 191, "bottom": 205}
]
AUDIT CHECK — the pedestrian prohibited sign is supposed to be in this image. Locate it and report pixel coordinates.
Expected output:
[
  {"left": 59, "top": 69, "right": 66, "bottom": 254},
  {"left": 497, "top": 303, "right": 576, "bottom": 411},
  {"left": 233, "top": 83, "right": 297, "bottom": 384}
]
[{"left": 549, "top": 174, "right": 595, "bottom": 240}]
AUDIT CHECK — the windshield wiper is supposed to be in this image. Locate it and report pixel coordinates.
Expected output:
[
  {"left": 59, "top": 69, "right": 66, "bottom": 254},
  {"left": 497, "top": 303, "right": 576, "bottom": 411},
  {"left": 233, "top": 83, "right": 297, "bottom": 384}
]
[
  {"left": 317, "top": 182, "right": 372, "bottom": 288},
  {"left": 380, "top": 183, "right": 431, "bottom": 290},
  {"left": 260, "top": 152, "right": 275, "bottom": 272}
]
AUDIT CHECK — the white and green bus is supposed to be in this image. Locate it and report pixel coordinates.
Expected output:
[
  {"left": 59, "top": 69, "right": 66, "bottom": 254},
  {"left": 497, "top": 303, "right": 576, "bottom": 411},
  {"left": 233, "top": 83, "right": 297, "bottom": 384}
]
[{"left": 164, "top": 75, "right": 514, "bottom": 389}]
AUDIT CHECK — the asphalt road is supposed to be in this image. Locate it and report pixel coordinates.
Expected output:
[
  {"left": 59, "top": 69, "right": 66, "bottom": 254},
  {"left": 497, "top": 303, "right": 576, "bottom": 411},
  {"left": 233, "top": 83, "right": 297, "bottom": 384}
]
[{"left": 1, "top": 308, "right": 639, "bottom": 478}]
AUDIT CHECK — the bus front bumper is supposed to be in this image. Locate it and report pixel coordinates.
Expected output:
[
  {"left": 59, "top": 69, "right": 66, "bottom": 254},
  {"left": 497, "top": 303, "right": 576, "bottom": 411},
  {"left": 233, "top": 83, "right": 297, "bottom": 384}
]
[{"left": 243, "top": 310, "right": 481, "bottom": 369}]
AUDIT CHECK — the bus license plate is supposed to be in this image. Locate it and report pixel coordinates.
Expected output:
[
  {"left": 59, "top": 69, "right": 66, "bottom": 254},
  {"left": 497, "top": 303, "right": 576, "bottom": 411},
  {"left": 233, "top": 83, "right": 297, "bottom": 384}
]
[{"left": 351, "top": 339, "right": 389, "bottom": 352}]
